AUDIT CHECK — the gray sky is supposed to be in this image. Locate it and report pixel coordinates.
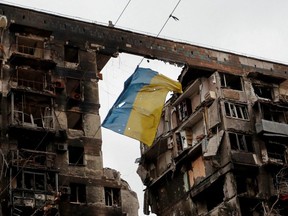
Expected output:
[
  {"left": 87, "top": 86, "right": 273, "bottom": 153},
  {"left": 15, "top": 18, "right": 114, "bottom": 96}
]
[{"left": 3, "top": 1, "right": 288, "bottom": 215}]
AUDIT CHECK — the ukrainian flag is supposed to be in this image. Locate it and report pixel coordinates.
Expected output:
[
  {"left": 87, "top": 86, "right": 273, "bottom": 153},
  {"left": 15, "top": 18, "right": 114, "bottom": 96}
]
[{"left": 102, "top": 67, "right": 182, "bottom": 146}]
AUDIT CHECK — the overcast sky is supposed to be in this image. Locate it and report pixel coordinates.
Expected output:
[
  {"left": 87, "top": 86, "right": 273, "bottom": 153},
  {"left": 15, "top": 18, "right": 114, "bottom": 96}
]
[{"left": 2, "top": 1, "right": 288, "bottom": 215}]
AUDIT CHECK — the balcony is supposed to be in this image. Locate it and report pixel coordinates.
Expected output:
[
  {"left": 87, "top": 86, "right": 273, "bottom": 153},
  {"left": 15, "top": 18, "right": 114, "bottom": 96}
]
[
  {"left": 8, "top": 148, "right": 56, "bottom": 170},
  {"left": 255, "top": 119, "right": 288, "bottom": 137},
  {"left": 9, "top": 37, "right": 56, "bottom": 69},
  {"left": 9, "top": 67, "right": 55, "bottom": 95}
]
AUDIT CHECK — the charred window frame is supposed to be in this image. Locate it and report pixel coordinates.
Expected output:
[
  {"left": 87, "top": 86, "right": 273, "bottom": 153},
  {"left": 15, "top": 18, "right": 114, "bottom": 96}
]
[
  {"left": 235, "top": 174, "right": 258, "bottom": 196},
  {"left": 70, "top": 183, "right": 86, "bottom": 203},
  {"left": 64, "top": 45, "right": 79, "bottom": 63},
  {"left": 229, "top": 133, "right": 254, "bottom": 152},
  {"left": 104, "top": 187, "right": 121, "bottom": 207},
  {"left": 261, "top": 104, "right": 288, "bottom": 124},
  {"left": 224, "top": 102, "right": 249, "bottom": 120},
  {"left": 194, "top": 176, "right": 225, "bottom": 212},
  {"left": 68, "top": 145, "right": 84, "bottom": 165},
  {"left": 66, "top": 78, "right": 82, "bottom": 101},
  {"left": 23, "top": 171, "right": 46, "bottom": 191},
  {"left": 265, "top": 141, "right": 286, "bottom": 163},
  {"left": 17, "top": 35, "right": 44, "bottom": 58},
  {"left": 252, "top": 83, "right": 273, "bottom": 100},
  {"left": 220, "top": 73, "right": 243, "bottom": 90}
]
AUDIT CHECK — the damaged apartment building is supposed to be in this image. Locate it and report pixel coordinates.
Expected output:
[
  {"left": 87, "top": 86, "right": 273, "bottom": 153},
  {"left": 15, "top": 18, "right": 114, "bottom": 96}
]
[
  {"left": 1, "top": 3, "right": 288, "bottom": 216},
  {"left": 0, "top": 3, "right": 139, "bottom": 216},
  {"left": 137, "top": 52, "right": 288, "bottom": 214}
]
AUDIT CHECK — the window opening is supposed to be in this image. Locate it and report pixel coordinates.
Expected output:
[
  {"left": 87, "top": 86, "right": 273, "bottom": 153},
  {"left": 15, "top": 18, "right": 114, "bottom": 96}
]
[
  {"left": 23, "top": 171, "right": 45, "bottom": 191},
  {"left": 67, "top": 112, "right": 83, "bottom": 130},
  {"left": 177, "top": 98, "right": 192, "bottom": 122},
  {"left": 229, "top": 133, "right": 253, "bottom": 152},
  {"left": 194, "top": 176, "right": 224, "bottom": 212},
  {"left": 252, "top": 84, "right": 273, "bottom": 100},
  {"left": 220, "top": 73, "right": 242, "bottom": 90},
  {"left": 10, "top": 93, "right": 53, "bottom": 129},
  {"left": 266, "top": 141, "right": 286, "bottom": 163},
  {"left": 235, "top": 175, "right": 258, "bottom": 196},
  {"left": 64, "top": 45, "right": 79, "bottom": 63},
  {"left": 17, "top": 36, "right": 44, "bottom": 58},
  {"left": 70, "top": 183, "right": 86, "bottom": 203},
  {"left": 66, "top": 78, "right": 81, "bottom": 101},
  {"left": 105, "top": 187, "right": 121, "bottom": 207},
  {"left": 225, "top": 102, "right": 249, "bottom": 120},
  {"left": 68, "top": 145, "right": 84, "bottom": 165},
  {"left": 262, "top": 105, "right": 288, "bottom": 124}
]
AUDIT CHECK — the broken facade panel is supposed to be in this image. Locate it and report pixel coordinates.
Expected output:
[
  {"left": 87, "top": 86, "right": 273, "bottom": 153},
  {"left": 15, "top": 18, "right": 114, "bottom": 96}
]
[
  {"left": 0, "top": 4, "right": 139, "bottom": 216},
  {"left": 138, "top": 58, "right": 288, "bottom": 215}
]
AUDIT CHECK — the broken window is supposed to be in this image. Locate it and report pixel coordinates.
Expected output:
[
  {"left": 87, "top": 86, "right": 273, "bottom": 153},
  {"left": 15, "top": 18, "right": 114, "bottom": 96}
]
[
  {"left": 64, "top": 45, "right": 79, "bottom": 63},
  {"left": 24, "top": 171, "right": 45, "bottom": 191},
  {"left": 220, "top": 73, "right": 242, "bottom": 90},
  {"left": 104, "top": 187, "right": 121, "bottom": 207},
  {"left": 252, "top": 84, "right": 273, "bottom": 100},
  {"left": 177, "top": 98, "right": 192, "bottom": 122},
  {"left": 8, "top": 92, "right": 54, "bottom": 129},
  {"left": 176, "top": 130, "right": 193, "bottom": 152},
  {"left": 17, "top": 36, "right": 44, "bottom": 58},
  {"left": 229, "top": 133, "right": 254, "bottom": 152},
  {"left": 67, "top": 111, "right": 83, "bottom": 130},
  {"left": 66, "top": 78, "right": 82, "bottom": 101},
  {"left": 194, "top": 176, "right": 225, "bottom": 212},
  {"left": 266, "top": 141, "right": 286, "bottom": 164},
  {"left": 224, "top": 102, "right": 249, "bottom": 120},
  {"left": 261, "top": 104, "right": 288, "bottom": 124},
  {"left": 68, "top": 145, "right": 84, "bottom": 165},
  {"left": 70, "top": 183, "right": 86, "bottom": 203},
  {"left": 238, "top": 197, "right": 263, "bottom": 216},
  {"left": 235, "top": 175, "right": 258, "bottom": 196},
  {"left": 10, "top": 67, "right": 53, "bottom": 93}
]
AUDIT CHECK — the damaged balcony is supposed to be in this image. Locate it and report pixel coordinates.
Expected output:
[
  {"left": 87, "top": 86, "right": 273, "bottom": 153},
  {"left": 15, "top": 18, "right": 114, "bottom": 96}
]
[
  {"left": 9, "top": 167, "right": 59, "bottom": 215},
  {"left": 228, "top": 132, "right": 259, "bottom": 166},
  {"left": 264, "top": 140, "right": 287, "bottom": 165},
  {"left": 255, "top": 102, "right": 288, "bottom": 137},
  {"left": 9, "top": 66, "right": 55, "bottom": 94},
  {"left": 8, "top": 34, "right": 56, "bottom": 70},
  {"left": 8, "top": 148, "right": 57, "bottom": 170},
  {"left": 7, "top": 89, "right": 56, "bottom": 137},
  {"left": 7, "top": 147, "right": 59, "bottom": 215}
]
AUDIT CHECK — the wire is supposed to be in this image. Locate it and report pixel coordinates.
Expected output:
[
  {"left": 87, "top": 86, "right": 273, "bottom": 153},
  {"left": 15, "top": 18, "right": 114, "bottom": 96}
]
[
  {"left": 138, "top": 0, "right": 182, "bottom": 66},
  {"left": 114, "top": 0, "right": 132, "bottom": 26}
]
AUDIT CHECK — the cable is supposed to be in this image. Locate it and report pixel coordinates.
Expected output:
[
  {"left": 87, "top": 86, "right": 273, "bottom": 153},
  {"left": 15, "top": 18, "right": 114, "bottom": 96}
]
[
  {"left": 138, "top": 0, "right": 182, "bottom": 66},
  {"left": 114, "top": 0, "right": 132, "bottom": 26}
]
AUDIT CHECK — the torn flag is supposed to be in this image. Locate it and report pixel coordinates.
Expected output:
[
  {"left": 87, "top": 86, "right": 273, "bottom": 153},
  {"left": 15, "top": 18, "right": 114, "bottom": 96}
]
[{"left": 102, "top": 67, "right": 182, "bottom": 146}]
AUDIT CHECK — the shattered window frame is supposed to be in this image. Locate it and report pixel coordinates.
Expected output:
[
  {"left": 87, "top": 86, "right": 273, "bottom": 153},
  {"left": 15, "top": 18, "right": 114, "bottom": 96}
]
[
  {"left": 104, "top": 187, "right": 121, "bottom": 207},
  {"left": 23, "top": 171, "right": 46, "bottom": 191},
  {"left": 177, "top": 98, "right": 192, "bottom": 122},
  {"left": 70, "top": 183, "right": 86, "bottom": 203},
  {"left": 16, "top": 35, "right": 44, "bottom": 58},
  {"left": 224, "top": 102, "right": 249, "bottom": 120},
  {"left": 229, "top": 133, "right": 254, "bottom": 153},
  {"left": 265, "top": 140, "right": 287, "bottom": 163},
  {"left": 66, "top": 77, "right": 82, "bottom": 101},
  {"left": 252, "top": 83, "right": 274, "bottom": 100},
  {"left": 220, "top": 73, "right": 243, "bottom": 91}
]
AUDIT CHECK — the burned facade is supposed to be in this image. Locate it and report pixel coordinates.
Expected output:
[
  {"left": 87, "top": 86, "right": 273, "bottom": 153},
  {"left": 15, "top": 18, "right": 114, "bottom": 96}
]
[
  {"left": 0, "top": 4, "right": 139, "bottom": 216},
  {"left": 137, "top": 55, "right": 288, "bottom": 214},
  {"left": 1, "top": 3, "right": 288, "bottom": 216}
]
